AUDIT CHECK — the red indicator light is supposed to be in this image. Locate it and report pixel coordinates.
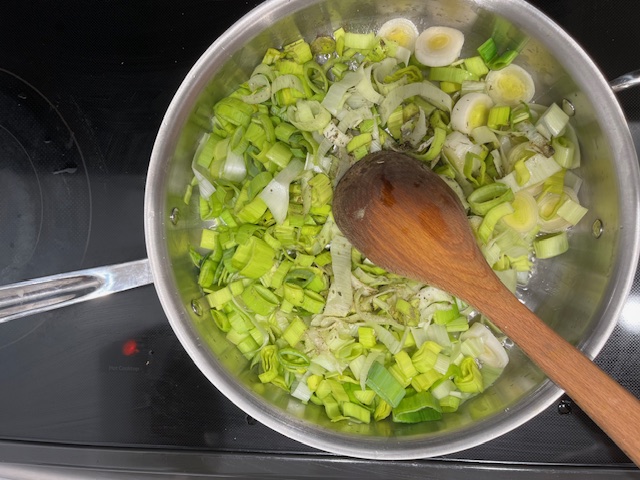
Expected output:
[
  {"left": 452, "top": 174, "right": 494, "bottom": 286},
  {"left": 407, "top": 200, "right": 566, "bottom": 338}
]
[{"left": 122, "top": 339, "right": 139, "bottom": 356}]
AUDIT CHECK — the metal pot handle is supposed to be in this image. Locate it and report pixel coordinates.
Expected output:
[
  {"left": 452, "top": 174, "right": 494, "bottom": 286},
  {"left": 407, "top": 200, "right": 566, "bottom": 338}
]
[
  {"left": 610, "top": 69, "right": 640, "bottom": 92},
  {"left": 0, "top": 259, "right": 152, "bottom": 324}
]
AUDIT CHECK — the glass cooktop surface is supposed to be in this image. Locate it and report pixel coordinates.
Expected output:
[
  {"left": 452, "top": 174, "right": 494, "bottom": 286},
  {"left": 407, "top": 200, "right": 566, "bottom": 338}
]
[{"left": 0, "top": 1, "right": 639, "bottom": 478}]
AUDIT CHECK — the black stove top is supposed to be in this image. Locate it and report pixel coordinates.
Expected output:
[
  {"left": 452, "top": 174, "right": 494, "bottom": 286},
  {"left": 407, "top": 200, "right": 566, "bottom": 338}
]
[{"left": 1, "top": 1, "right": 639, "bottom": 478}]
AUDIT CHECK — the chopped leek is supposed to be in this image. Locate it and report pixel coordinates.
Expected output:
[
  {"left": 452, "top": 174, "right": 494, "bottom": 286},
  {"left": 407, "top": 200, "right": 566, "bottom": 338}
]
[
  {"left": 379, "top": 81, "right": 453, "bottom": 125},
  {"left": 460, "top": 323, "right": 509, "bottom": 368},
  {"left": 259, "top": 159, "right": 304, "bottom": 223},
  {"left": 415, "top": 26, "right": 464, "bottom": 67},
  {"left": 450, "top": 93, "right": 494, "bottom": 135},
  {"left": 377, "top": 18, "right": 419, "bottom": 51},
  {"left": 392, "top": 391, "right": 442, "bottom": 423},
  {"left": 552, "top": 136, "right": 575, "bottom": 169},
  {"left": 485, "top": 64, "right": 535, "bottom": 105},
  {"left": 454, "top": 357, "right": 484, "bottom": 393},
  {"left": 536, "top": 103, "right": 569, "bottom": 139},
  {"left": 534, "top": 232, "right": 569, "bottom": 259},
  {"left": 502, "top": 190, "right": 538, "bottom": 234},
  {"left": 366, "top": 361, "right": 406, "bottom": 408},
  {"left": 557, "top": 198, "right": 588, "bottom": 226},
  {"left": 187, "top": 20, "right": 590, "bottom": 427}
]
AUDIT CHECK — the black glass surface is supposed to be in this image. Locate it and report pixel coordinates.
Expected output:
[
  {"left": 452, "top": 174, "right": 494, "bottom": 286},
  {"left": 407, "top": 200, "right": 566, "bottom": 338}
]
[{"left": 0, "top": 0, "right": 639, "bottom": 472}]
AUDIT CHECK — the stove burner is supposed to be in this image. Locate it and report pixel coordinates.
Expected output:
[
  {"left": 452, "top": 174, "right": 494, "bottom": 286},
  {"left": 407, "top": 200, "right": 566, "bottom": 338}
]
[
  {"left": 0, "top": 125, "right": 43, "bottom": 280},
  {"left": 0, "top": 69, "right": 92, "bottom": 348}
]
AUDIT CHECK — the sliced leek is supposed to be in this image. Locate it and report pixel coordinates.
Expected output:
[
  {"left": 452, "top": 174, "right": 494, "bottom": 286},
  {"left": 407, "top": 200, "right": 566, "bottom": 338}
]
[
  {"left": 485, "top": 64, "right": 535, "bottom": 106},
  {"left": 187, "top": 20, "right": 591, "bottom": 428},
  {"left": 450, "top": 93, "right": 494, "bottom": 135},
  {"left": 534, "top": 232, "right": 569, "bottom": 259},
  {"left": 377, "top": 18, "right": 419, "bottom": 51},
  {"left": 415, "top": 26, "right": 465, "bottom": 67},
  {"left": 502, "top": 190, "right": 538, "bottom": 234}
]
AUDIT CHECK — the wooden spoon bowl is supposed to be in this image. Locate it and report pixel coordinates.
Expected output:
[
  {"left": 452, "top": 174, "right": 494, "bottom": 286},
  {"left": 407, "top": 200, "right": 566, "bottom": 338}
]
[{"left": 333, "top": 151, "right": 640, "bottom": 465}]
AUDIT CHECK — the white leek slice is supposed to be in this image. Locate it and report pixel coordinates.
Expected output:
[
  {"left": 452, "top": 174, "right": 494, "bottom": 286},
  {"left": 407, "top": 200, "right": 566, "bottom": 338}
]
[
  {"left": 287, "top": 100, "right": 332, "bottom": 132},
  {"left": 306, "top": 150, "right": 332, "bottom": 174},
  {"left": 315, "top": 137, "right": 334, "bottom": 162},
  {"left": 443, "top": 131, "right": 484, "bottom": 169},
  {"left": 371, "top": 324, "right": 402, "bottom": 354},
  {"left": 308, "top": 216, "right": 338, "bottom": 255},
  {"left": 377, "top": 18, "right": 419, "bottom": 51},
  {"left": 192, "top": 167, "right": 216, "bottom": 200},
  {"left": 251, "top": 62, "right": 275, "bottom": 80},
  {"left": 451, "top": 93, "right": 494, "bottom": 135},
  {"left": 369, "top": 109, "right": 382, "bottom": 153},
  {"left": 241, "top": 73, "right": 271, "bottom": 104},
  {"left": 349, "top": 355, "right": 366, "bottom": 381},
  {"left": 431, "top": 379, "right": 455, "bottom": 400},
  {"left": 461, "top": 80, "right": 487, "bottom": 96},
  {"left": 564, "top": 169, "right": 583, "bottom": 194},
  {"left": 310, "top": 351, "right": 345, "bottom": 374},
  {"left": 537, "top": 186, "right": 582, "bottom": 233},
  {"left": 557, "top": 197, "right": 588, "bottom": 226},
  {"left": 535, "top": 103, "right": 569, "bottom": 139},
  {"left": 323, "top": 233, "right": 354, "bottom": 317},
  {"left": 336, "top": 106, "right": 373, "bottom": 132},
  {"left": 415, "top": 26, "right": 464, "bottom": 67},
  {"left": 372, "top": 58, "right": 407, "bottom": 96},
  {"left": 471, "top": 125, "right": 499, "bottom": 147},
  {"left": 417, "top": 286, "right": 454, "bottom": 308},
  {"left": 323, "top": 122, "right": 352, "bottom": 148},
  {"left": 442, "top": 131, "right": 484, "bottom": 194},
  {"left": 498, "top": 153, "right": 562, "bottom": 193},
  {"left": 270, "top": 74, "right": 306, "bottom": 103},
  {"left": 290, "top": 380, "right": 313, "bottom": 403},
  {"left": 258, "top": 159, "right": 304, "bottom": 224},
  {"left": 416, "top": 286, "right": 454, "bottom": 322},
  {"left": 354, "top": 64, "right": 383, "bottom": 104},
  {"left": 379, "top": 81, "right": 452, "bottom": 125},
  {"left": 562, "top": 122, "right": 581, "bottom": 168},
  {"left": 516, "top": 270, "right": 531, "bottom": 287},
  {"left": 359, "top": 351, "right": 384, "bottom": 391},
  {"left": 502, "top": 190, "right": 539, "bottom": 234},
  {"left": 191, "top": 133, "right": 216, "bottom": 200},
  {"left": 345, "top": 92, "right": 370, "bottom": 110},
  {"left": 410, "top": 326, "right": 429, "bottom": 348},
  {"left": 392, "top": 45, "right": 412, "bottom": 66},
  {"left": 321, "top": 70, "right": 364, "bottom": 115},
  {"left": 460, "top": 322, "right": 509, "bottom": 368},
  {"left": 485, "top": 64, "right": 535, "bottom": 106},
  {"left": 406, "top": 107, "right": 427, "bottom": 147},
  {"left": 222, "top": 147, "right": 247, "bottom": 183},
  {"left": 490, "top": 149, "right": 504, "bottom": 178},
  {"left": 480, "top": 242, "right": 501, "bottom": 267},
  {"left": 425, "top": 324, "right": 451, "bottom": 349},
  {"left": 505, "top": 141, "right": 536, "bottom": 174}
]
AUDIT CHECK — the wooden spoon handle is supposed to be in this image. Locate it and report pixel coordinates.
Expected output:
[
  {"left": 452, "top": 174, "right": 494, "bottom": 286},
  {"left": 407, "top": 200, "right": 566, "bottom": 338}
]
[{"left": 477, "top": 287, "right": 640, "bottom": 465}]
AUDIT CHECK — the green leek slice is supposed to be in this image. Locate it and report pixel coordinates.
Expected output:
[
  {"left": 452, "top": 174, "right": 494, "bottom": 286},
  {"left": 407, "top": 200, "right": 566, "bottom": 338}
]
[
  {"left": 366, "top": 361, "right": 406, "bottom": 408},
  {"left": 392, "top": 391, "right": 442, "bottom": 423},
  {"left": 534, "top": 232, "right": 569, "bottom": 259}
]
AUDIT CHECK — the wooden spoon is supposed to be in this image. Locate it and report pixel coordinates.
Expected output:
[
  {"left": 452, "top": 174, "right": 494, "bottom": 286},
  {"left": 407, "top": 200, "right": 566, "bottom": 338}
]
[{"left": 333, "top": 150, "right": 640, "bottom": 465}]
